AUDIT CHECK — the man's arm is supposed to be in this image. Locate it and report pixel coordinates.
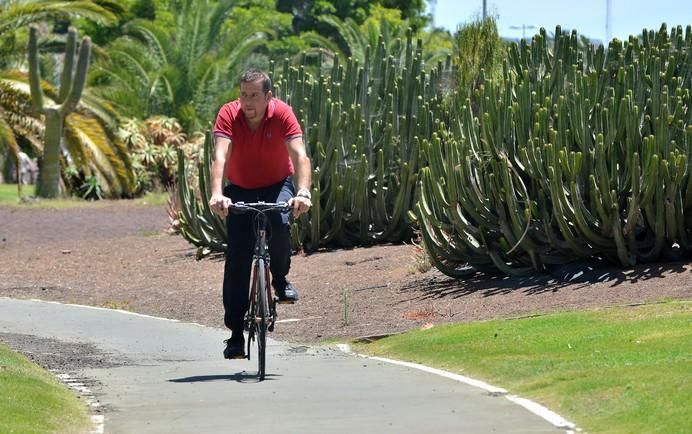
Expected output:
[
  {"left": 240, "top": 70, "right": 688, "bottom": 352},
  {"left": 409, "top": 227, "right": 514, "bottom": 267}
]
[
  {"left": 209, "top": 136, "right": 232, "bottom": 218},
  {"left": 286, "top": 136, "right": 312, "bottom": 217}
]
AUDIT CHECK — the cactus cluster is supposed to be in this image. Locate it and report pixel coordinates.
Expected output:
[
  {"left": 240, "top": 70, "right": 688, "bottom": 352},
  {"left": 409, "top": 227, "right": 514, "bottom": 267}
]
[
  {"left": 270, "top": 30, "right": 452, "bottom": 250},
  {"left": 417, "top": 25, "right": 692, "bottom": 276}
]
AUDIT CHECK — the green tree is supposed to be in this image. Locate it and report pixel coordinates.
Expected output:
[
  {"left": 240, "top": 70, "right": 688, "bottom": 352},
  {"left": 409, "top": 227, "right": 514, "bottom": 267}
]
[
  {"left": 276, "top": 0, "right": 429, "bottom": 34},
  {"left": 226, "top": 0, "right": 338, "bottom": 67},
  {"left": 131, "top": 0, "right": 157, "bottom": 20},
  {"left": 317, "top": 6, "right": 450, "bottom": 68},
  {"left": 452, "top": 16, "right": 504, "bottom": 98},
  {"left": 91, "top": 0, "right": 270, "bottom": 129},
  {"left": 0, "top": 0, "right": 117, "bottom": 69}
]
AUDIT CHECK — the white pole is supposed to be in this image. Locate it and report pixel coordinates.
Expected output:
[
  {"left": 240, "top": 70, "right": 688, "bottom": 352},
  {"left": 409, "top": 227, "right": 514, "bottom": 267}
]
[{"left": 606, "top": 0, "right": 612, "bottom": 43}]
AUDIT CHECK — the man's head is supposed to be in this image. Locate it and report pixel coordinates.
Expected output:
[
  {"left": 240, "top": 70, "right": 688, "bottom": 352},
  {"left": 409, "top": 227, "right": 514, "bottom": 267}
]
[{"left": 239, "top": 69, "right": 272, "bottom": 124}]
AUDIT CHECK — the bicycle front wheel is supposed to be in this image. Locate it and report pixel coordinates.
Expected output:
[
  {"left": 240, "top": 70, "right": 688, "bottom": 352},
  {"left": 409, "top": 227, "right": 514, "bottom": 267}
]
[{"left": 256, "top": 258, "right": 268, "bottom": 381}]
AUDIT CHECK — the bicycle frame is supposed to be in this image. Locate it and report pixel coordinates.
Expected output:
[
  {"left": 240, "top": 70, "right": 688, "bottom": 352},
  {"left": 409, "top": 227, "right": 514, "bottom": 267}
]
[{"left": 247, "top": 210, "right": 275, "bottom": 329}]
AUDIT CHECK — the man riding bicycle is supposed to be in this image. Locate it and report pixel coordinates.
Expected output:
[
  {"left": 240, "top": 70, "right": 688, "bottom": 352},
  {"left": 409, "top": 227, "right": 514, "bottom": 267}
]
[{"left": 209, "top": 69, "right": 312, "bottom": 359}]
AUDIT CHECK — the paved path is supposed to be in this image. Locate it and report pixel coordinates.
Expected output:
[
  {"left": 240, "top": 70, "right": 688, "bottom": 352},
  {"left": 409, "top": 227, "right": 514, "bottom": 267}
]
[{"left": 0, "top": 298, "right": 564, "bottom": 434}]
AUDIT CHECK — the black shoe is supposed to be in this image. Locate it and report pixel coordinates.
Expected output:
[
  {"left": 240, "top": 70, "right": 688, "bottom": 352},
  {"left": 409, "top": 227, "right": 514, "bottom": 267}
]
[
  {"left": 223, "top": 336, "right": 245, "bottom": 359},
  {"left": 275, "top": 282, "right": 299, "bottom": 304}
]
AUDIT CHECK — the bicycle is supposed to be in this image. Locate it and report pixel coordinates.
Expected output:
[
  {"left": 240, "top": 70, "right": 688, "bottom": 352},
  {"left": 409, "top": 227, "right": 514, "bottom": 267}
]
[{"left": 229, "top": 201, "right": 292, "bottom": 381}]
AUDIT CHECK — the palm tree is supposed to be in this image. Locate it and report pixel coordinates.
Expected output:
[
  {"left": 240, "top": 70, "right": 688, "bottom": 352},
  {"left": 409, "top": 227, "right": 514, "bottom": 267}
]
[
  {"left": 91, "top": 0, "right": 271, "bottom": 130},
  {"left": 1, "top": 69, "right": 134, "bottom": 197},
  {"left": 0, "top": 80, "right": 27, "bottom": 189},
  {"left": 317, "top": 10, "right": 451, "bottom": 70},
  {"left": 0, "top": 0, "right": 132, "bottom": 196},
  {"left": 0, "top": 0, "right": 118, "bottom": 69}
]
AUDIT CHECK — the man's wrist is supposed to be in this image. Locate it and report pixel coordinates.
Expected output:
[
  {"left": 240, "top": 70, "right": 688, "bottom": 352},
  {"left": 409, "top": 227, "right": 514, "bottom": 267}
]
[{"left": 296, "top": 188, "right": 311, "bottom": 200}]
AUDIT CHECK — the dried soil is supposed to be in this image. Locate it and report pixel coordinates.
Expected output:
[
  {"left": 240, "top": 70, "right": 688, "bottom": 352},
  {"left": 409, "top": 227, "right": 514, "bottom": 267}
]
[{"left": 1, "top": 201, "right": 691, "bottom": 346}]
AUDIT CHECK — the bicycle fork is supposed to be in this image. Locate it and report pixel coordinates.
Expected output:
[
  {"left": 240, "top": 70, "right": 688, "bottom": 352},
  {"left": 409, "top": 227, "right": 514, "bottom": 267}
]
[{"left": 255, "top": 227, "right": 278, "bottom": 331}]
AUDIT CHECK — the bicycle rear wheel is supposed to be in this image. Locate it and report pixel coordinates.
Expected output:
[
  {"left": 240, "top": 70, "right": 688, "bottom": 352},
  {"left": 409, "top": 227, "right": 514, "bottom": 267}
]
[{"left": 256, "top": 258, "right": 268, "bottom": 381}]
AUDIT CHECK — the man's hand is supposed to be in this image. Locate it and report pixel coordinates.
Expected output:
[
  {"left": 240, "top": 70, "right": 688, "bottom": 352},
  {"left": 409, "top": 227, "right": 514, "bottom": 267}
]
[
  {"left": 288, "top": 195, "right": 311, "bottom": 218},
  {"left": 209, "top": 193, "right": 232, "bottom": 218}
]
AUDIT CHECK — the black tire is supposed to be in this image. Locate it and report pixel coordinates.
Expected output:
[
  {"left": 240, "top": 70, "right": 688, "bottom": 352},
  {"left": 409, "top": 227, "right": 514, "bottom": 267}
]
[{"left": 257, "top": 259, "right": 268, "bottom": 381}]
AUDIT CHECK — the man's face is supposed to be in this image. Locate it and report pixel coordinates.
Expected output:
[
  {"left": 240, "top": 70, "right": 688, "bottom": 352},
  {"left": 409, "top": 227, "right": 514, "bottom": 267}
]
[{"left": 239, "top": 80, "right": 270, "bottom": 123}]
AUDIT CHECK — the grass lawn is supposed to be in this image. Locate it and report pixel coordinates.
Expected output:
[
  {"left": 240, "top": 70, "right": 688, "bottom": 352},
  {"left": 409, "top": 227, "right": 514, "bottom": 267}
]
[
  {"left": 356, "top": 300, "right": 692, "bottom": 434},
  {"left": 0, "top": 183, "right": 168, "bottom": 207},
  {"left": 0, "top": 183, "right": 23, "bottom": 202},
  {"left": 0, "top": 343, "right": 91, "bottom": 434}
]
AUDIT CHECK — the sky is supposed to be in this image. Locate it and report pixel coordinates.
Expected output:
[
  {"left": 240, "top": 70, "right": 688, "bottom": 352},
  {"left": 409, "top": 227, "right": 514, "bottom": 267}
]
[{"left": 429, "top": 0, "right": 692, "bottom": 43}]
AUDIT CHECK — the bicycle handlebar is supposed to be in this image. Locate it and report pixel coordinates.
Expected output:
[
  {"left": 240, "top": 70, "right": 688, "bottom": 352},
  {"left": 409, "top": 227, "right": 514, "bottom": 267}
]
[{"left": 229, "top": 201, "right": 292, "bottom": 214}]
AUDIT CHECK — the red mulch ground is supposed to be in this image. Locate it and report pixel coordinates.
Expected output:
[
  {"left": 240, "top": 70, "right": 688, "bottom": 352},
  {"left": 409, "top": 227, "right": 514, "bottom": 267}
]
[{"left": 1, "top": 201, "right": 690, "bottom": 344}]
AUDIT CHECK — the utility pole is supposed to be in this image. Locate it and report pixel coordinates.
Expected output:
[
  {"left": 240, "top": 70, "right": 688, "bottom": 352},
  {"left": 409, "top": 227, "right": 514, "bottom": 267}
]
[
  {"left": 605, "top": 0, "right": 612, "bottom": 43},
  {"left": 429, "top": 0, "right": 437, "bottom": 27},
  {"left": 483, "top": 0, "right": 487, "bottom": 20}
]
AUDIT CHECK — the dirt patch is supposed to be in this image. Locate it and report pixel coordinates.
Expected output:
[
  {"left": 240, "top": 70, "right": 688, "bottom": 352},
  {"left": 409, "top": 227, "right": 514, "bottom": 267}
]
[
  {"left": 1, "top": 202, "right": 691, "bottom": 346},
  {"left": 0, "top": 332, "right": 128, "bottom": 372}
]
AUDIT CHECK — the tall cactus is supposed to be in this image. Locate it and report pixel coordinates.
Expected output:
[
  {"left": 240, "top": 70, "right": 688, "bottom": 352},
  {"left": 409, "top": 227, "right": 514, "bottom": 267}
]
[
  {"left": 175, "top": 132, "right": 227, "bottom": 252},
  {"left": 28, "top": 25, "right": 91, "bottom": 198}
]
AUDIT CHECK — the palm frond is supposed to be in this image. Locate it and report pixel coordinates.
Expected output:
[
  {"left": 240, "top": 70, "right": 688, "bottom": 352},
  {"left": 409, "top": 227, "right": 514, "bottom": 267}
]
[
  {"left": 297, "top": 31, "right": 345, "bottom": 59},
  {"left": 80, "top": 90, "right": 121, "bottom": 128},
  {"left": 0, "top": 74, "right": 44, "bottom": 154},
  {"left": 318, "top": 15, "right": 367, "bottom": 60},
  {"left": 0, "top": 113, "right": 21, "bottom": 163},
  {"left": 65, "top": 112, "right": 130, "bottom": 197},
  {"left": 0, "top": 1, "right": 117, "bottom": 33},
  {"left": 207, "top": 0, "right": 237, "bottom": 48},
  {"left": 122, "top": 20, "right": 171, "bottom": 67}
]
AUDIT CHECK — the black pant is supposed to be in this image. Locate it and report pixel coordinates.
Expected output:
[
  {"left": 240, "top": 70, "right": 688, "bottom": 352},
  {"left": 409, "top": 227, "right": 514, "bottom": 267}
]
[{"left": 222, "top": 177, "right": 294, "bottom": 333}]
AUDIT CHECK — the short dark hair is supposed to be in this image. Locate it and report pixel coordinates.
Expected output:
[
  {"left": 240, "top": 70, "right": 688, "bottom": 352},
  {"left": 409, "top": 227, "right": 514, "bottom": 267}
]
[{"left": 240, "top": 69, "right": 271, "bottom": 93}]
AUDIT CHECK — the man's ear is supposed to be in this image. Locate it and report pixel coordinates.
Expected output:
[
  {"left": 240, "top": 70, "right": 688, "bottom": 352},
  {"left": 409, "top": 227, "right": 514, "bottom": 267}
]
[{"left": 266, "top": 90, "right": 273, "bottom": 100}]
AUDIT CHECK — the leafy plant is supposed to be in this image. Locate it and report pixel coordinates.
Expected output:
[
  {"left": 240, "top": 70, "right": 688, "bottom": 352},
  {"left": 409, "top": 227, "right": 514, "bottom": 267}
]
[
  {"left": 452, "top": 16, "right": 504, "bottom": 99},
  {"left": 91, "top": 0, "right": 271, "bottom": 130},
  {"left": 79, "top": 174, "right": 103, "bottom": 200},
  {"left": 120, "top": 115, "right": 203, "bottom": 195}
]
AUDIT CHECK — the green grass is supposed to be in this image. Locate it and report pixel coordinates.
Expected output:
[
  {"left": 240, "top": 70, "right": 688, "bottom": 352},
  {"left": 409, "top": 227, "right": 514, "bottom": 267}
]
[
  {"left": 0, "top": 343, "right": 92, "bottom": 434},
  {"left": 132, "top": 191, "right": 169, "bottom": 206},
  {"left": 356, "top": 301, "right": 692, "bottom": 434},
  {"left": 0, "top": 183, "right": 22, "bottom": 203},
  {"left": 0, "top": 183, "right": 169, "bottom": 207}
]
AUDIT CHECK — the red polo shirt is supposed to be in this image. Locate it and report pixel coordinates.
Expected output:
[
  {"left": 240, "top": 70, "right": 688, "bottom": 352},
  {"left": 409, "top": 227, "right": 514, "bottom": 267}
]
[{"left": 212, "top": 98, "right": 302, "bottom": 189}]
